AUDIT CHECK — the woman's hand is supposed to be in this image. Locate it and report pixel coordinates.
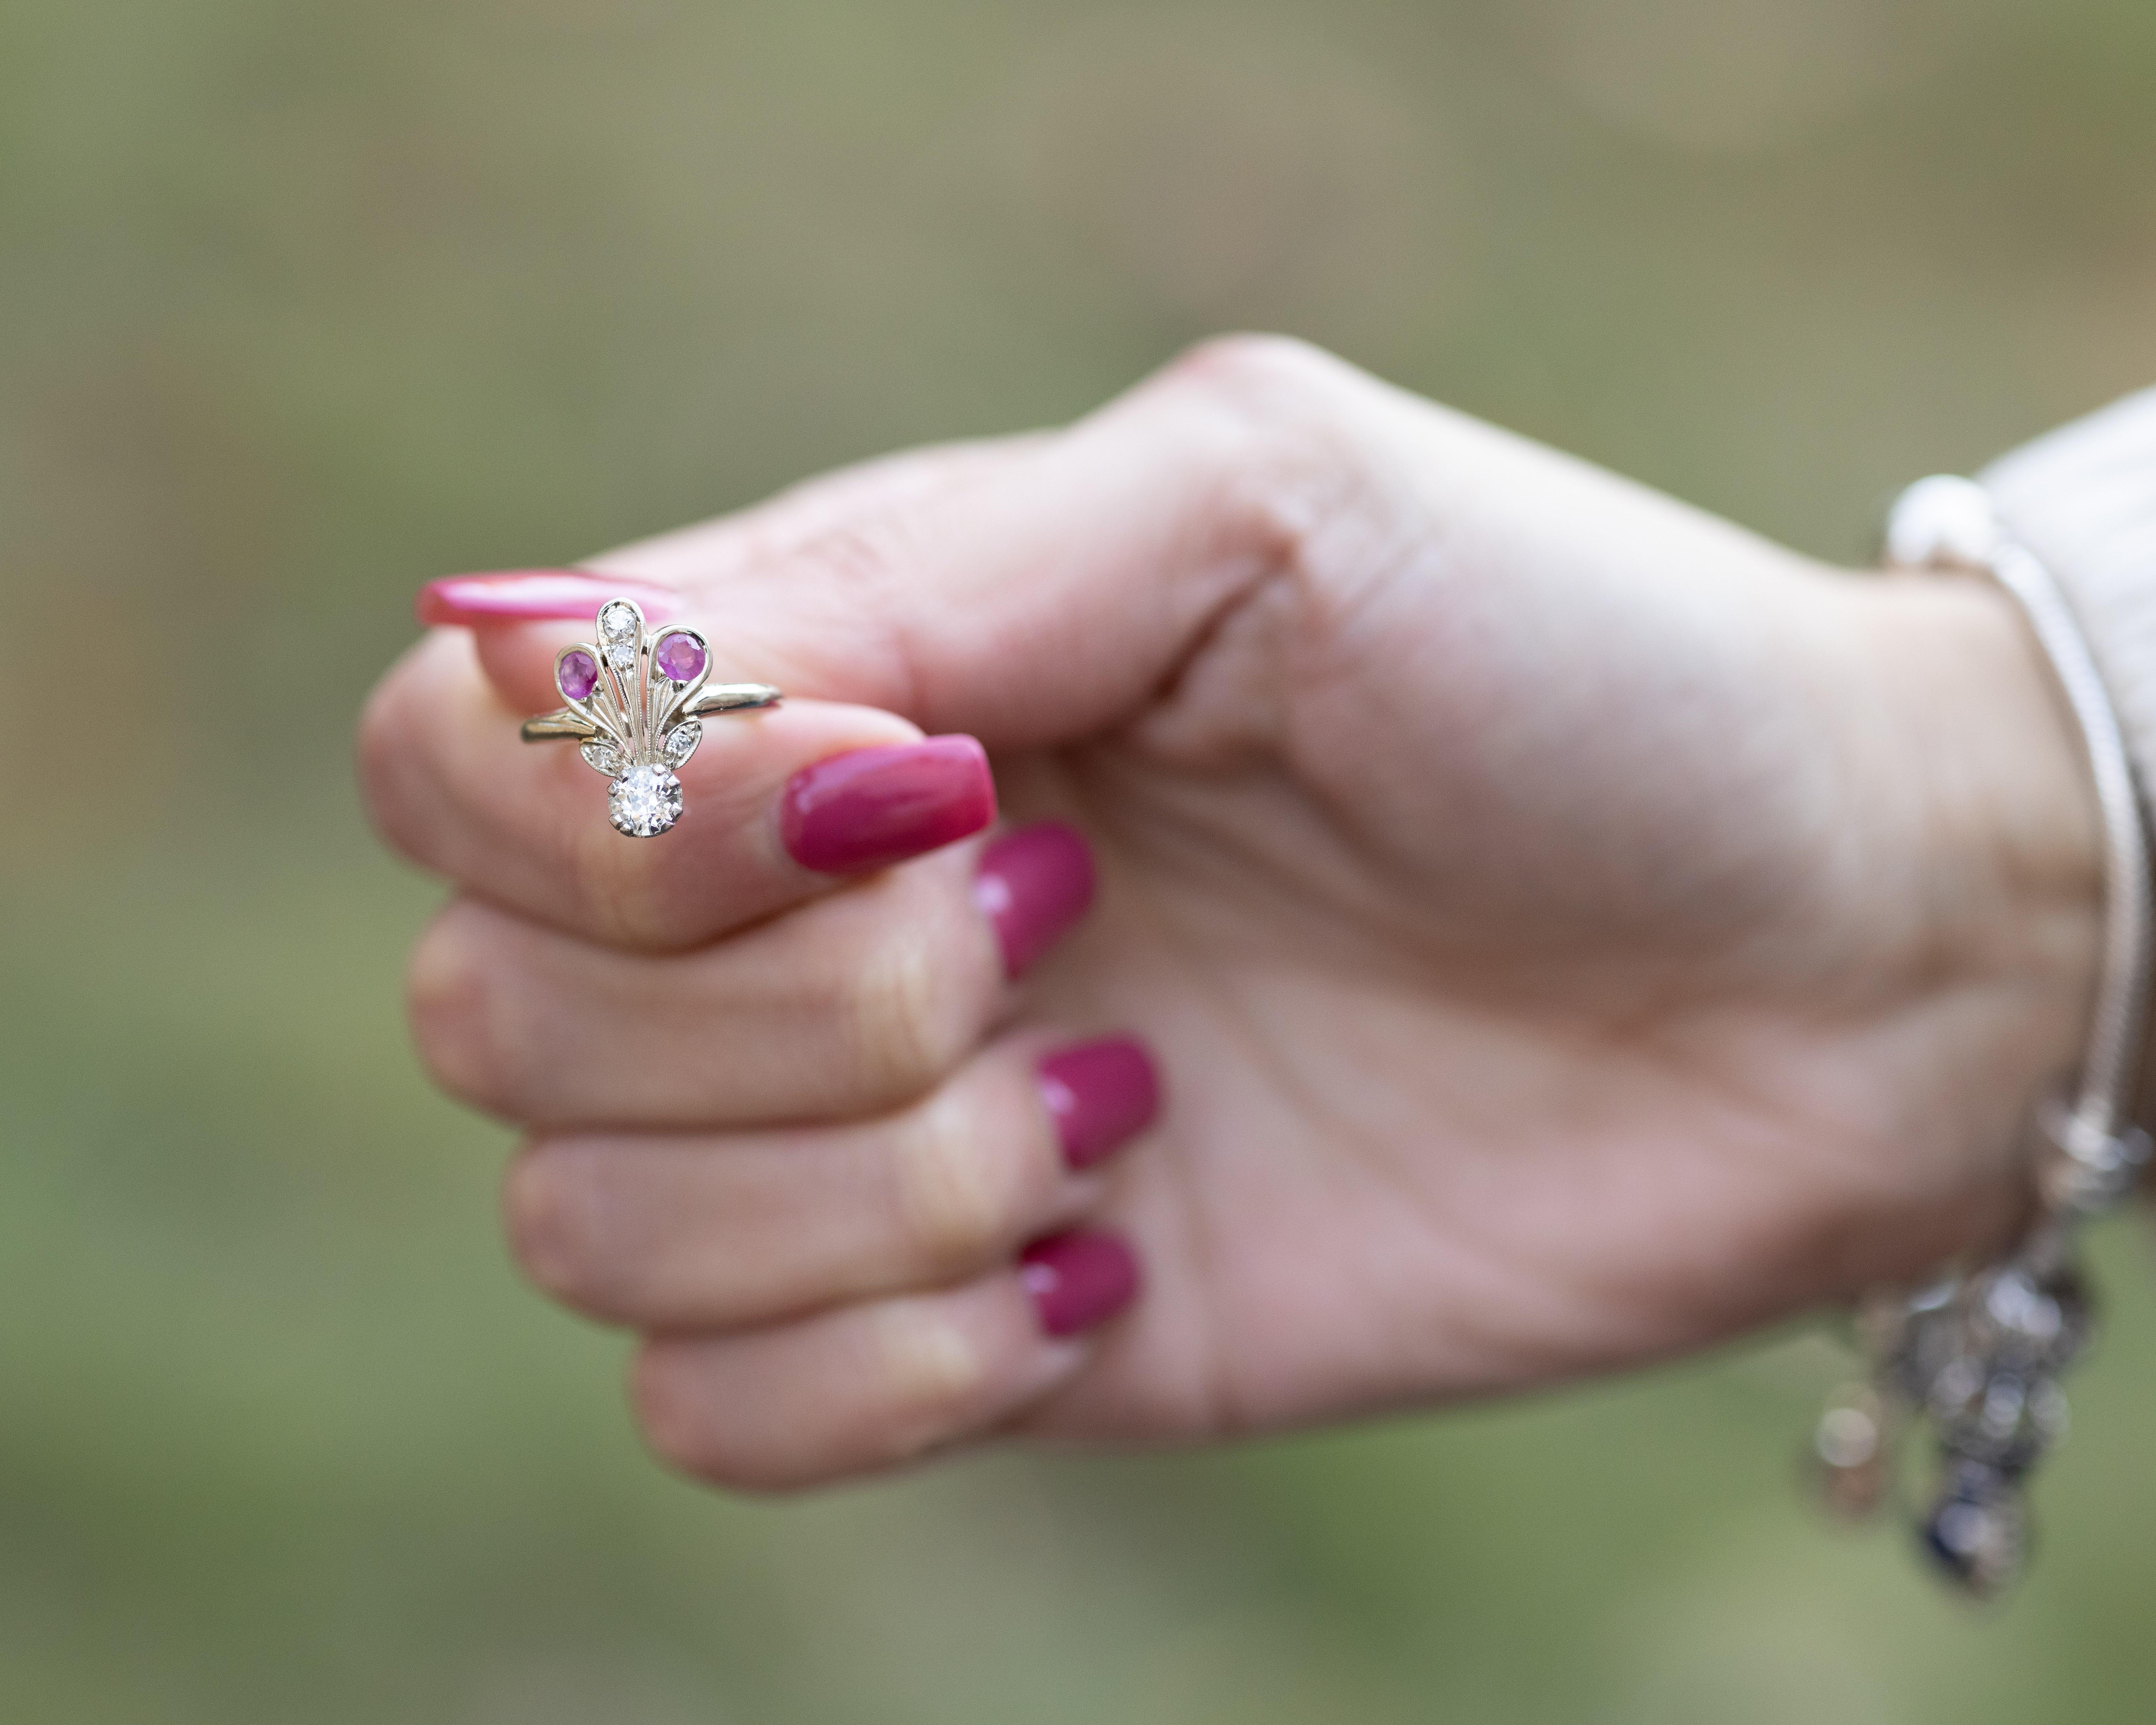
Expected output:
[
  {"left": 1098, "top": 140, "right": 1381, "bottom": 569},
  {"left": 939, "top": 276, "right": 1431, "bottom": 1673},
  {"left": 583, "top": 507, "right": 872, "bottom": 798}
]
[{"left": 360, "top": 337, "right": 2099, "bottom": 1489}]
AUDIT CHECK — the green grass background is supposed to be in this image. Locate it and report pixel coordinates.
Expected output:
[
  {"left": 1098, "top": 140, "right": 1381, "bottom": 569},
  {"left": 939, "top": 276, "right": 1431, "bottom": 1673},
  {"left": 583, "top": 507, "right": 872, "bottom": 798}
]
[{"left": 6, "top": 0, "right": 2156, "bottom": 1718}]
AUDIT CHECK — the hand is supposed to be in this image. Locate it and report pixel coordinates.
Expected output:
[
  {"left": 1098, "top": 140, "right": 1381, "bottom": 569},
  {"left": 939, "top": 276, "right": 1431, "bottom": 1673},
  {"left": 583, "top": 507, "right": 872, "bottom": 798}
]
[{"left": 360, "top": 337, "right": 2099, "bottom": 1489}]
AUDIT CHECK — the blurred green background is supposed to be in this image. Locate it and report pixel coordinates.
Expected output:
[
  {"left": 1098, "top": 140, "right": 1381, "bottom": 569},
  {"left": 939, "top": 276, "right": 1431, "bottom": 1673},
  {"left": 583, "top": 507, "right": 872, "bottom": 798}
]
[{"left": 6, "top": 0, "right": 2156, "bottom": 1719}]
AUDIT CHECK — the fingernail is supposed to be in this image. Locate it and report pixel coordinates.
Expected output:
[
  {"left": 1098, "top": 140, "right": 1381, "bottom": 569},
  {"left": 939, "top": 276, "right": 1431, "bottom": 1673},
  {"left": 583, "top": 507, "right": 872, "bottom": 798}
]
[
  {"left": 973, "top": 821, "right": 1096, "bottom": 976},
  {"left": 1019, "top": 1230, "right": 1141, "bottom": 1338},
  {"left": 415, "top": 569, "right": 682, "bottom": 626},
  {"left": 1038, "top": 1036, "right": 1160, "bottom": 1170},
  {"left": 780, "top": 736, "right": 997, "bottom": 874}
]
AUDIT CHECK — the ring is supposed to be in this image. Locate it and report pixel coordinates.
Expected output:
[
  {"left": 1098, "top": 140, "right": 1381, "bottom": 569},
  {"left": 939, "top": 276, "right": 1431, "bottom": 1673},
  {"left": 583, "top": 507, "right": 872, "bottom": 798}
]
[{"left": 519, "top": 595, "right": 782, "bottom": 837}]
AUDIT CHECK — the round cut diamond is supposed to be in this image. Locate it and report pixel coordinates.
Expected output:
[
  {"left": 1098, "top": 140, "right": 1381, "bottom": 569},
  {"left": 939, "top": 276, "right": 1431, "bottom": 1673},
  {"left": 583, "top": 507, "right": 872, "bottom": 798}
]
[
  {"left": 608, "top": 765, "right": 683, "bottom": 837},
  {"left": 600, "top": 602, "right": 641, "bottom": 668},
  {"left": 655, "top": 631, "right": 706, "bottom": 683}
]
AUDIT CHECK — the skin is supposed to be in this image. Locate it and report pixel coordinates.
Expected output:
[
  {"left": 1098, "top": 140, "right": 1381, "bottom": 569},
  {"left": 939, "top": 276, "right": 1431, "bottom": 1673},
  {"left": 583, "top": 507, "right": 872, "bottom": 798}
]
[{"left": 360, "top": 336, "right": 2101, "bottom": 1490}]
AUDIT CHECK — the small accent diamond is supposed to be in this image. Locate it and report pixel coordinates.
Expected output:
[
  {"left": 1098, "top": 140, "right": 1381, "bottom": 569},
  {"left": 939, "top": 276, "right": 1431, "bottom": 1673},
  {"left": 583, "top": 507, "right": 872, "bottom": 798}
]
[
  {"left": 609, "top": 765, "right": 683, "bottom": 837},
  {"left": 662, "top": 719, "right": 702, "bottom": 767},
  {"left": 581, "top": 739, "right": 624, "bottom": 776},
  {"left": 600, "top": 602, "right": 640, "bottom": 668}
]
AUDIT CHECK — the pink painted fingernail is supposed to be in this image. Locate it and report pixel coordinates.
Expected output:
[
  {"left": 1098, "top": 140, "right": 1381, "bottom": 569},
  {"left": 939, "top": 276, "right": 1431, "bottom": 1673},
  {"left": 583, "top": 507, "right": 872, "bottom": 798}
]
[
  {"left": 1038, "top": 1036, "right": 1160, "bottom": 1170},
  {"left": 415, "top": 569, "right": 683, "bottom": 626},
  {"left": 1019, "top": 1230, "right": 1141, "bottom": 1338},
  {"left": 973, "top": 821, "right": 1096, "bottom": 977},
  {"left": 780, "top": 736, "right": 997, "bottom": 874}
]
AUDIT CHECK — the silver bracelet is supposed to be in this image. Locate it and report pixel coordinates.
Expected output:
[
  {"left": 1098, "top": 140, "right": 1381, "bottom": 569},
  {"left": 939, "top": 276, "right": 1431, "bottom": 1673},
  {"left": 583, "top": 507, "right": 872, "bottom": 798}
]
[{"left": 1807, "top": 475, "right": 2154, "bottom": 1597}]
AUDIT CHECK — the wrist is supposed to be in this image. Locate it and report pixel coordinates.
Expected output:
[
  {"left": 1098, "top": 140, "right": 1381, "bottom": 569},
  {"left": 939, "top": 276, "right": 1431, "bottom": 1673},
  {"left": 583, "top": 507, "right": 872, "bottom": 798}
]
[{"left": 1835, "top": 569, "right": 2102, "bottom": 1269}]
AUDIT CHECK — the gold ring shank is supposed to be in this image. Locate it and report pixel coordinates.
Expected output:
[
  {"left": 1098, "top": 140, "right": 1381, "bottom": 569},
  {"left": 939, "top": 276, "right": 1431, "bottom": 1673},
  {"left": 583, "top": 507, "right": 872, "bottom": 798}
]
[
  {"left": 521, "top": 683, "right": 782, "bottom": 744},
  {"left": 520, "top": 712, "right": 597, "bottom": 743},
  {"left": 684, "top": 682, "right": 785, "bottom": 718}
]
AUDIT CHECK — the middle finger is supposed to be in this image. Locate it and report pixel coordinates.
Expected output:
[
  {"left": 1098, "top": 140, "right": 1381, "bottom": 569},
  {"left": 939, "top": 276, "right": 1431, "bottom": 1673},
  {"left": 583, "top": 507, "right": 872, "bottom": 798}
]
[{"left": 408, "top": 823, "right": 1099, "bottom": 1129}]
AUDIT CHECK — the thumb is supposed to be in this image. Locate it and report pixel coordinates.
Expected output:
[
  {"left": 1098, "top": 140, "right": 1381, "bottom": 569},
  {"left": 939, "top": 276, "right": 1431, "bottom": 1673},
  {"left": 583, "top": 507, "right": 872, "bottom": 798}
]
[{"left": 427, "top": 338, "right": 1353, "bottom": 749}]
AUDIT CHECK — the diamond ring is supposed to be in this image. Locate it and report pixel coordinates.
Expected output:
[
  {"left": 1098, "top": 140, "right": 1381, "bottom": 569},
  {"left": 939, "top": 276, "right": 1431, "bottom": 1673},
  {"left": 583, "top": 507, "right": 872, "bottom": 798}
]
[{"left": 519, "top": 595, "right": 782, "bottom": 837}]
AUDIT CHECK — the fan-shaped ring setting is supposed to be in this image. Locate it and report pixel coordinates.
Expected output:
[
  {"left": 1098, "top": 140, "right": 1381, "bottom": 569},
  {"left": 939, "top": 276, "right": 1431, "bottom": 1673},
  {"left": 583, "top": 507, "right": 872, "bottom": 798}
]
[{"left": 518, "top": 596, "right": 782, "bottom": 837}]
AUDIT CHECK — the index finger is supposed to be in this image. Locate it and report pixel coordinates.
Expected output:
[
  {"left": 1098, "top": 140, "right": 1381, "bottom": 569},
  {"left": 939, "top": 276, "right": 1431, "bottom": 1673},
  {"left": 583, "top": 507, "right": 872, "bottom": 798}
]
[{"left": 360, "top": 626, "right": 994, "bottom": 950}]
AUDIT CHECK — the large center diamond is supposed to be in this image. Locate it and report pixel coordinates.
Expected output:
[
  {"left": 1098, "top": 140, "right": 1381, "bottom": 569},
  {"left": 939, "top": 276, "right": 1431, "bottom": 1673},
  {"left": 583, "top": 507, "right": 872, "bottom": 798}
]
[{"left": 609, "top": 765, "right": 683, "bottom": 837}]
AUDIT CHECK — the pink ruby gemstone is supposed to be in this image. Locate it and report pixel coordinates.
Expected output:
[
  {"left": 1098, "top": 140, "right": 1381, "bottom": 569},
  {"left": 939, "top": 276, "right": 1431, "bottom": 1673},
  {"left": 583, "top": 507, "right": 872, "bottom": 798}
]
[
  {"left": 557, "top": 648, "right": 599, "bottom": 702},
  {"left": 656, "top": 632, "right": 706, "bottom": 683}
]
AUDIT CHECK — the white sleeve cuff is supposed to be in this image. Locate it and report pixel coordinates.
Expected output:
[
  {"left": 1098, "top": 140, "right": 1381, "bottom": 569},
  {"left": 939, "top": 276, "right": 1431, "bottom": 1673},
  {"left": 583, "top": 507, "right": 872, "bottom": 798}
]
[{"left": 1984, "top": 387, "right": 2156, "bottom": 796}]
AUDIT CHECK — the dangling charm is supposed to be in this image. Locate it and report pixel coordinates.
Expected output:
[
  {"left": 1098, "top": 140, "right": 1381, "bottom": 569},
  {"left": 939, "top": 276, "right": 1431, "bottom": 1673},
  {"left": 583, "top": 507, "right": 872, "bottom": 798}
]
[
  {"left": 519, "top": 595, "right": 781, "bottom": 837},
  {"left": 1812, "top": 1124, "right": 2134, "bottom": 1598}
]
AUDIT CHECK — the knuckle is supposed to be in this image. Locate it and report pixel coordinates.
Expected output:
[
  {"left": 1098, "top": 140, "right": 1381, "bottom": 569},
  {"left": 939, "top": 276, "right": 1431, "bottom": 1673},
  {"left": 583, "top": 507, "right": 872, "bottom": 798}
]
[
  {"left": 630, "top": 1345, "right": 726, "bottom": 1480},
  {"left": 501, "top": 1144, "right": 613, "bottom": 1308},
  {"left": 630, "top": 1345, "right": 810, "bottom": 1494},
  {"left": 865, "top": 1301, "right": 988, "bottom": 1456},
  {"left": 629, "top": 1306, "right": 991, "bottom": 1493},
  {"left": 355, "top": 669, "right": 432, "bottom": 866},
  {"left": 356, "top": 631, "right": 484, "bottom": 871},
  {"left": 405, "top": 910, "right": 509, "bottom": 1111},
  {"left": 841, "top": 921, "right": 973, "bottom": 1102},
  {"left": 1149, "top": 336, "right": 1377, "bottom": 558},
  {"left": 1164, "top": 332, "right": 1360, "bottom": 420},
  {"left": 354, "top": 679, "right": 402, "bottom": 818},
  {"left": 779, "top": 518, "right": 929, "bottom": 716},
  {"left": 891, "top": 1088, "right": 1021, "bottom": 1273},
  {"left": 791, "top": 513, "right": 917, "bottom": 607},
  {"left": 563, "top": 821, "right": 672, "bottom": 951}
]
